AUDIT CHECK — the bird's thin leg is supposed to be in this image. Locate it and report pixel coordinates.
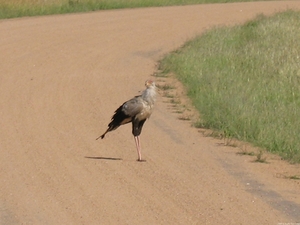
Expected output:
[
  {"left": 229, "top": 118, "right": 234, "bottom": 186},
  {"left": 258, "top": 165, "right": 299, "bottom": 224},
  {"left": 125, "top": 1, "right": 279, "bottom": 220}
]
[{"left": 134, "top": 136, "right": 142, "bottom": 161}]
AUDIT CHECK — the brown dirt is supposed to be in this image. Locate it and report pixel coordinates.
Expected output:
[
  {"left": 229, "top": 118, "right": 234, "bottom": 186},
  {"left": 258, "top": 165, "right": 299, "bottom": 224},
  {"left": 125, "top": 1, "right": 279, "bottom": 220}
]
[{"left": 1, "top": 1, "right": 300, "bottom": 224}]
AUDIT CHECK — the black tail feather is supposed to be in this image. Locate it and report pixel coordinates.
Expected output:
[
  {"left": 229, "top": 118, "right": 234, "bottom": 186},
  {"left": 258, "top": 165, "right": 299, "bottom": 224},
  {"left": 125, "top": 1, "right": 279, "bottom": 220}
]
[
  {"left": 96, "top": 132, "right": 106, "bottom": 140},
  {"left": 108, "top": 105, "right": 131, "bottom": 129},
  {"left": 98, "top": 104, "right": 132, "bottom": 140}
]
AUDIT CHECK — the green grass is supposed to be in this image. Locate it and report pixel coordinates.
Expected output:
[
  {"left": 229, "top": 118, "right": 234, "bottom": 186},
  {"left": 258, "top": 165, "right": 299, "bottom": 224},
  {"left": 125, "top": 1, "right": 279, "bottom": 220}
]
[
  {"left": 1, "top": 0, "right": 271, "bottom": 19},
  {"left": 160, "top": 10, "right": 300, "bottom": 163},
  {"left": 288, "top": 175, "right": 300, "bottom": 180}
]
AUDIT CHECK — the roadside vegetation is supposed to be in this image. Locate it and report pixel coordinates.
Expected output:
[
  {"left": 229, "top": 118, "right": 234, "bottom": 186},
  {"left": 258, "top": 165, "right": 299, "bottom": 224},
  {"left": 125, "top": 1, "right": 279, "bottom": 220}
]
[
  {"left": 160, "top": 11, "right": 300, "bottom": 163},
  {"left": 1, "top": 0, "right": 271, "bottom": 19}
]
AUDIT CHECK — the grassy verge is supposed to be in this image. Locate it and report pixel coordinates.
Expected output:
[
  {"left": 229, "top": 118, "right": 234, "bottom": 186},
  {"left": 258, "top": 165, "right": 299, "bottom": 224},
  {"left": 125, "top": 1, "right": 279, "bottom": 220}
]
[
  {"left": 160, "top": 10, "right": 300, "bottom": 163},
  {"left": 1, "top": 0, "right": 271, "bottom": 19}
]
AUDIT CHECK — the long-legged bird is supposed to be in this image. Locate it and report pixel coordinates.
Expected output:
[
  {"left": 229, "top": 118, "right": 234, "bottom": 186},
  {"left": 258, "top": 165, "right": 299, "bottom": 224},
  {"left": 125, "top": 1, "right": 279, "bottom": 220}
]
[{"left": 97, "top": 80, "right": 156, "bottom": 161}]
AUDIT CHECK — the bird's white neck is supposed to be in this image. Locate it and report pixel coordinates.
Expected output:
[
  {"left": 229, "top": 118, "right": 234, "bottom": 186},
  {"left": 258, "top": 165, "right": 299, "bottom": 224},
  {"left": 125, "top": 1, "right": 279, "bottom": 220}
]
[{"left": 142, "top": 86, "right": 156, "bottom": 105}]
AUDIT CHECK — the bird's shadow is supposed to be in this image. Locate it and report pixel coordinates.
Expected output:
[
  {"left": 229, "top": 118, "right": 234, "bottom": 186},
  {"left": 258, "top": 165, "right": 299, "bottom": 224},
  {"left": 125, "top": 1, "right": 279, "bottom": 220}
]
[{"left": 85, "top": 156, "right": 122, "bottom": 161}]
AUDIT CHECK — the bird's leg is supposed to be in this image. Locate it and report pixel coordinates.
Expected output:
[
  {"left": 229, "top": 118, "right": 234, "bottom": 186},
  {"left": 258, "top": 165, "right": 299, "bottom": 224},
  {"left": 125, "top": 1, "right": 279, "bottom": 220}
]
[{"left": 134, "top": 136, "right": 142, "bottom": 161}]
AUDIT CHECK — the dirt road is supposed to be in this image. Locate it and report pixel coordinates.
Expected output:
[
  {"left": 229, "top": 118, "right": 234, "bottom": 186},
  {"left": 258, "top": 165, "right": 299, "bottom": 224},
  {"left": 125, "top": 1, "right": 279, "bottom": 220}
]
[{"left": 1, "top": 1, "right": 300, "bottom": 224}]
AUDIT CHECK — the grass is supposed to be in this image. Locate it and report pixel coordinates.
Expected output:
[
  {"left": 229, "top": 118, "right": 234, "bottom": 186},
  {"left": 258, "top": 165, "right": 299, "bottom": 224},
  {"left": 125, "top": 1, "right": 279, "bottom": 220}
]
[
  {"left": 156, "top": 83, "right": 175, "bottom": 91},
  {"left": 160, "top": 10, "right": 300, "bottom": 163},
  {"left": 1, "top": 0, "right": 272, "bottom": 19},
  {"left": 237, "top": 151, "right": 255, "bottom": 156},
  {"left": 288, "top": 175, "right": 300, "bottom": 180},
  {"left": 254, "top": 150, "right": 268, "bottom": 163}
]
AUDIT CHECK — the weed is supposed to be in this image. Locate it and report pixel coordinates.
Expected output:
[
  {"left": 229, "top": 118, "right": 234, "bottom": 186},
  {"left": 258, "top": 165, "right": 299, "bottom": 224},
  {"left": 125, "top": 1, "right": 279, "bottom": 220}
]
[
  {"left": 288, "top": 175, "right": 300, "bottom": 180},
  {"left": 178, "top": 116, "right": 191, "bottom": 121},
  {"left": 174, "top": 109, "right": 184, "bottom": 114},
  {"left": 162, "top": 92, "right": 174, "bottom": 98},
  {"left": 237, "top": 151, "right": 255, "bottom": 156},
  {"left": 156, "top": 84, "right": 174, "bottom": 91},
  {"left": 254, "top": 150, "right": 268, "bottom": 163},
  {"left": 170, "top": 98, "right": 181, "bottom": 104},
  {"left": 237, "top": 145, "right": 255, "bottom": 156}
]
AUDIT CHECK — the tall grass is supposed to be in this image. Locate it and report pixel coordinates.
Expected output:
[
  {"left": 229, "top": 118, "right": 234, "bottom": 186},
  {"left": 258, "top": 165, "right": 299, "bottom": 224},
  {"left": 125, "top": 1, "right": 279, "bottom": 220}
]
[
  {"left": 160, "top": 11, "right": 300, "bottom": 163},
  {"left": 0, "top": 0, "right": 271, "bottom": 19}
]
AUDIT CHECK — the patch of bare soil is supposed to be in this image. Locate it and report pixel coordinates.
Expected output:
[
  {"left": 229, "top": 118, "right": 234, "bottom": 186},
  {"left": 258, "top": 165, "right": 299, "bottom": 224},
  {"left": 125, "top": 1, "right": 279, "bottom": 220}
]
[{"left": 1, "top": 1, "right": 300, "bottom": 224}]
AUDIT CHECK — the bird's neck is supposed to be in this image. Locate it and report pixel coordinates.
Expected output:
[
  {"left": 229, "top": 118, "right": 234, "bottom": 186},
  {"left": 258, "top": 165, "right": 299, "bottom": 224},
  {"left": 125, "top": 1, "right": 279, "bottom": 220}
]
[{"left": 142, "top": 87, "right": 156, "bottom": 105}]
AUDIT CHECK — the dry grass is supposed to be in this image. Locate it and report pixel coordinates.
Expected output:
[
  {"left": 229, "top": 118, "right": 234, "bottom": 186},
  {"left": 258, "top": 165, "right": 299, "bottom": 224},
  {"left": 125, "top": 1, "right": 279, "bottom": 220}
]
[
  {"left": 160, "top": 11, "right": 300, "bottom": 163},
  {"left": 0, "top": 0, "right": 274, "bottom": 19},
  {"left": 0, "top": 0, "right": 64, "bottom": 5}
]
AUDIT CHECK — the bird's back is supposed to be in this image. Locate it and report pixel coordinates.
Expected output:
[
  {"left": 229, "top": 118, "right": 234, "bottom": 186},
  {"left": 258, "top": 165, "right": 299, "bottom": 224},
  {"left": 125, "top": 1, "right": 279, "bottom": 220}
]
[
  {"left": 122, "top": 96, "right": 144, "bottom": 117},
  {"left": 99, "top": 80, "right": 156, "bottom": 139}
]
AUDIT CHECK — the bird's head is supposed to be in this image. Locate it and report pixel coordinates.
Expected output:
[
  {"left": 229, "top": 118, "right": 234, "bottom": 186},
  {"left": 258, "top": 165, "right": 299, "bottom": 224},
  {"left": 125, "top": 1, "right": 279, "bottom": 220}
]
[{"left": 145, "top": 80, "right": 155, "bottom": 88}]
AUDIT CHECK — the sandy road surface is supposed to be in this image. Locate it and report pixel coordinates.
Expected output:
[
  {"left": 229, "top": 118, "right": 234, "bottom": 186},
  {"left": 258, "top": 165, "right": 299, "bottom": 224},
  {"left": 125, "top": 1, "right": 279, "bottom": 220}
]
[{"left": 1, "top": 1, "right": 300, "bottom": 224}]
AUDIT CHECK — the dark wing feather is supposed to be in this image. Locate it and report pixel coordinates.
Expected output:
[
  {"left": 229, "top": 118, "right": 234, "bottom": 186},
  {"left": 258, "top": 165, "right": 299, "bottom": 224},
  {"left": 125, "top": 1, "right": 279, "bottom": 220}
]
[
  {"left": 100, "top": 96, "right": 143, "bottom": 139},
  {"left": 108, "top": 104, "right": 131, "bottom": 130}
]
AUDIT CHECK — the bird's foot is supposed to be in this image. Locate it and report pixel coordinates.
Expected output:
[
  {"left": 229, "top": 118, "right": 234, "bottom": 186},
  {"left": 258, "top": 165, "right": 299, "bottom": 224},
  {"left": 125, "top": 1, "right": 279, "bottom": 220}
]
[{"left": 137, "top": 159, "right": 146, "bottom": 162}]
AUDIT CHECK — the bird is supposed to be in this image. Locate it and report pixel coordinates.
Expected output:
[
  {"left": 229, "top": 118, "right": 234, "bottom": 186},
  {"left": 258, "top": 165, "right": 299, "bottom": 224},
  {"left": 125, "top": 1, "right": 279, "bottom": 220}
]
[{"left": 96, "top": 80, "right": 156, "bottom": 161}]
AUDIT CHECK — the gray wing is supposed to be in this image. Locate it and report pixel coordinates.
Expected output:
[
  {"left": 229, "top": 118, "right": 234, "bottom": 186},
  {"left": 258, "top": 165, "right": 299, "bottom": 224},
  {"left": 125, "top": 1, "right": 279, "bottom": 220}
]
[{"left": 122, "top": 96, "right": 144, "bottom": 117}]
